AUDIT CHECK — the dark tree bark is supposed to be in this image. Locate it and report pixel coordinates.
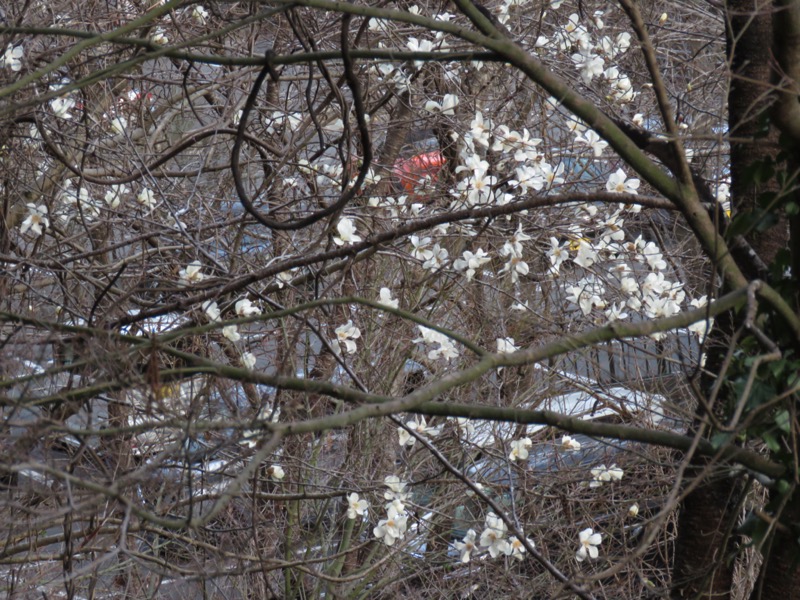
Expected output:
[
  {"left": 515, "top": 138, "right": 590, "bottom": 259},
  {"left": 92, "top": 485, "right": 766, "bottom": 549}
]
[{"left": 672, "top": 2, "right": 782, "bottom": 598}]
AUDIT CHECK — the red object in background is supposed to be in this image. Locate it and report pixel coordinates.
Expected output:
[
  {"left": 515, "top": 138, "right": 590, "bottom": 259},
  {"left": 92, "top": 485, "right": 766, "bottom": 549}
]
[{"left": 392, "top": 150, "right": 445, "bottom": 194}]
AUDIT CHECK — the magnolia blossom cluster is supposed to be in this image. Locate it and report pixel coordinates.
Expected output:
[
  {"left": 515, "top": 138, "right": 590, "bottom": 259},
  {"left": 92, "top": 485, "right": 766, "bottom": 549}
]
[
  {"left": 509, "top": 437, "right": 532, "bottom": 461},
  {"left": 410, "top": 234, "right": 448, "bottom": 272},
  {"left": 544, "top": 11, "right": 636, "bottom": 104},
  {"left": 589, "top": 464, "right": 624, "bottom": 487},
  {"left": 1, "top": 45, "right": 23, "bottom": 71},
  {"left": 451, "top": 111, "right": 563, "bottom": 211},
  {"left": 196, "top": 292, "right": 261, "bottom": 367},
  {"left": 48, "top": 180, "right": 104, "bottom": 224},
  {"left": 374, "top": 476, "right": 411, "bottom": 546},
  {"left": 454, "top": 512, "right": 531, "bottom": 563},
  {"left": 499, "top": 225, "right": 532, "bottom": 283},
  {"left": 552, "top": 200, "right": 709, "bottom": 340}
]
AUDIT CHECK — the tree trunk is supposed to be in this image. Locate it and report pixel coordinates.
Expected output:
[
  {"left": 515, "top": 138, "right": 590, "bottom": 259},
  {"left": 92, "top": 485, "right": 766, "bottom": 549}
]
[{"left": 672, "top": 2, "right": 779, "bottom": 598}]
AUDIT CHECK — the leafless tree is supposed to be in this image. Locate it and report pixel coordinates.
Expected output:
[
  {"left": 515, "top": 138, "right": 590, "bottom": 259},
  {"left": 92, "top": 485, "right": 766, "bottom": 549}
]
[{"left": 0, "top": 1, "right": 798, "bottom": 598}]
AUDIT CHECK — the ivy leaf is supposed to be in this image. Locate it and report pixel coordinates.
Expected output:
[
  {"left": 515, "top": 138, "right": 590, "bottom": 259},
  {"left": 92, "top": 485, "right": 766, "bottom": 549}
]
[
  {"left": 775, "top": 410, "right": 792, "bottom": 434},
  {"left": 762, "top": 431, "right": 781, "bottom": 452}
]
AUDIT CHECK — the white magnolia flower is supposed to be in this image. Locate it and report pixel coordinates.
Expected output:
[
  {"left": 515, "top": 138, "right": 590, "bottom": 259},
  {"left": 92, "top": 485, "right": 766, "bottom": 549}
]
[
  {"left": 19, "top": 203, "right": 49, "bottom": 236},
  {"left": 1, "top": 45, "right": 23, "bottom": 71},
  {"left": 58, "top": 180, "right": 100, "bottom": 221},
  {"left": 51, "top": 96, "right": 75, "bottom": 119},
  {"left": 179, "top": 261, "right": 205, "bottom": 285},
  {"left": 615, "top": 31, "right": 632, "bottom": 53},
  {"left": 600, "top": 210, "right": 626, "bottom": 242},
  {"left": 611, "top": 74, "right": 636, "bottom": 103},
  {"left": 501, "top": 224, "right": 532, "bottom": 257},
  {"left": 346, "top": 493, "right": 369, "bottom": 519},
  {"left": 235, "top": 298, "right": 261, "bottom": 317},
  {"left": 496, "top": 337, "right": 517, "bottom": 354},
  {"left": 480, "top": 512, "right": 511, "bottom": 558},
  {"left": 620, "top": 276, "right": 640, "bottom": 296},
  {"left": 606, "top": 168, "right": 640, "bottom": 194},
  {"left": 572, "top": 51, "right": 605, "bottom": 84},
  {"left": 500, "top": 255, "right": 530, "bottom": 283},
  {"left": 268, "top": 465, "right": 285, "bottom": 480},
  {"left": 716, "top": 182, "right": 731, "bottom": 217},
  {"left": 241, "top": 352, "right": 257, "bottom": 369},
  {"left": 202, "top": 300, "right": 220, "bottom": 322},
  {"left": 424, "top": 93, "right": 459, "bottom": 115},
  {"left": 377, "top": 287, "right": 399, "bottom": 309},
  {"left": 565, "top": 116, "right": 586, "bottom": 134},
  {"left": 509, "top": 536, "right": 531, "bottom": 560},
  {"left": 104, "top": 184, "right": 129, "bottom": 208},
  {"left": 406, "top": 37, "right": 435, "bottom": 67},
  {"left": 458, "top": 170, "right": 497, "bottom": 205},
  {"left": 335, "top": 320, "right": 361, "bottom": 354},
  {"left": 573, "top": 240, "right": 598, "bottom": 269},
  {"left": 456, "top": 153, "right": 489, "bottom": 177},
  {"left": 470, "top": 111, "right": 493, "bottom": 147},
  {"left": 383, "top": 475, "right": 408, "bottom": 499},
  {"left": 509, "top": 437, "right": 532, "bottom": 461},
  {"left": 492, "top": 125, "right": 541, "bottom": 158},
  {"left": 454, "top": 249, "right": 491, "bottom": 281},
  {"left": 589, "top": 464, "right": 624, "bottom": 487},
  {"left": 688, "top": 296, "right": 714, "bottom": 336},
  {"left": 334, "top": 217, "right": 362, "bottom": 245},
  {"left": 605, "top": 302, "right": 629, "bottom": 322},
  {"left": 422, "top": 244, "right": 449, "bottom": 271},
  {"left": 456, "top": 417, "right": 475, "bottom": 438},
  {"left": 373, "top": 505, "right": 408, "bottom": 546},
  {"left": 560, "top": 435, "right": 582, "bottom": 451},
  {"left": 628, "top": 503, "right": 640, "bottom": 518},
  {"left": 576, "top": 528, "right": 602, "bottom": 561},
  {"left": 398, "top": 416, "right": 441, "bottom": 446},
  {"left": 542, "top": 162, "right": 566, "bottom": 189},
  {"left": 413, "top": 325, "right": 459, "bottom": 360},
  {"left": 385, "top": 497, "right": 407, "bottom": 516},
  {"left": 137, "top": 188, "right": 157, "bottom": 210},
  {"left": 276, "top": 270, "right": 294, "bottom": 289},
  {"left": 511, "top": 300, "right": 529, "bottom": 311},
  {"left": 222, "top": 325, "right": 241, "bottom": 342},
  {"left": 454, "top": 529, "right": 478, "bottom": 563},
  {"left": 546, "top": 237, "right": 569, "bottom": 275},
  {"left": 641, "top": 241, "right": 667, "bottom": 271},
  {"left": 151, "top": 28, "right": 168, "bottom": 45},
  {"left": 191, "top": 5, "right": 209, "bottom": 24},
  {"left": 410, "top": 235, "right": 434, "bottom": 261},
  {"left": 565, "top": 276, "right": 607, "bottom": 316},
  {"left": 575, "top": 129, "right": 608, "bottom": 157},
  {"left": 109, "top": 116, "right": 128, "bottom": 135}
]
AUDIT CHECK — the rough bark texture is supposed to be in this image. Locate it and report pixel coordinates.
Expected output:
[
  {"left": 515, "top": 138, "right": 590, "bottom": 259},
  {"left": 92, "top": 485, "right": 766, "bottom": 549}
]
[
  {"left": 728, "top": 0, "right": 784, "bottom": 265},
  {"left": 746, "top": 0, "right": 800, "bottom": 593},
  {"left": 671, "top": 477, "right": 740, "bottom": 598},
  {"left": 749, "top": 492, "right": 800, "bottom": 599},
  {"left": 670, "top": 338, "right": 741, "bottom": 598},
  {"left": 672, "top": 2, "right": 778, "bottom": 598}
]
